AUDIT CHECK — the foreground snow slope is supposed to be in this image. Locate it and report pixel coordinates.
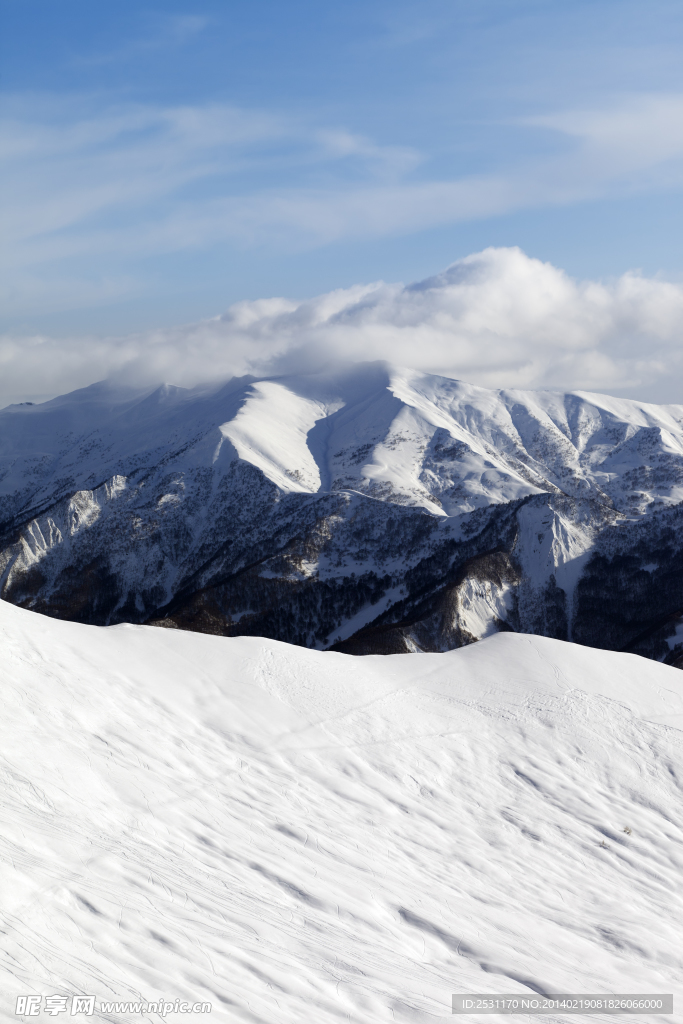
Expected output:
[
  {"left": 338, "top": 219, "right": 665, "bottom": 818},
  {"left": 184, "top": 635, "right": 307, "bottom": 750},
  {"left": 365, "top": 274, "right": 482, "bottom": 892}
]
[{"left": 1, "top": 599, "right": 682, "bottom": 1022}]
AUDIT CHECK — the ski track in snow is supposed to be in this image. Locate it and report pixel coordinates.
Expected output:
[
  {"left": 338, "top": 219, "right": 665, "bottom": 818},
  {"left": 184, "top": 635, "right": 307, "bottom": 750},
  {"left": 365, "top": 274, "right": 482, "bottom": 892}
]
[{"left": 1, "top": 599, "right": 682, "bottom": 1022}]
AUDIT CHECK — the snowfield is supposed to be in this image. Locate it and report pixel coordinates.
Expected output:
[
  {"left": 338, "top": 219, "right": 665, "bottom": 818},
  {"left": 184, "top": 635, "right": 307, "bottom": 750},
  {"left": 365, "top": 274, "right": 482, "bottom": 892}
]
[{"left": 1, "top": 598, "right": 682, "bottom": 1022}]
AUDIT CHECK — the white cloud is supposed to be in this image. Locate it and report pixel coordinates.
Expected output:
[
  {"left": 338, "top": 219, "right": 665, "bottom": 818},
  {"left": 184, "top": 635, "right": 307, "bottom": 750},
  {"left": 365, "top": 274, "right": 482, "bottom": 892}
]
[{"left": 4, "top": 247, "right": 683, "bottom": 409}]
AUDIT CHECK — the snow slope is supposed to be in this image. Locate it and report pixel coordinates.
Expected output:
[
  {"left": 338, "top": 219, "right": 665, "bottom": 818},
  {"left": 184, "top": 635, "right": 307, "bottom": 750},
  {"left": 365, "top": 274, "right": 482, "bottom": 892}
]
[{"left": 1, "top": 598, "right": 682, "bottom": 1022}]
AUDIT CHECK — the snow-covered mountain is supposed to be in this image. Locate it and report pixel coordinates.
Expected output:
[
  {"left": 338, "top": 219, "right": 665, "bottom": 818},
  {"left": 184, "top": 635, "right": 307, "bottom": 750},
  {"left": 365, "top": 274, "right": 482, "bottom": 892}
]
[
  {"left": 2, "top": 598, "right": 682, "bottom": 1020},
  {"left": 3, "top": 362, "right": 683, "bottom": 661}
]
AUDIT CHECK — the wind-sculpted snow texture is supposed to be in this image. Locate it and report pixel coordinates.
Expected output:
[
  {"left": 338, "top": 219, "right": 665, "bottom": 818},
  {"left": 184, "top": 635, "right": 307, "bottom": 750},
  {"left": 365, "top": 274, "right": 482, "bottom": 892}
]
[
  {"left": 4, "top": 362, "right": 683, "bottom": 660},
  {"left": 1, "top": 599, "right": 682, "bottom": 1021}
]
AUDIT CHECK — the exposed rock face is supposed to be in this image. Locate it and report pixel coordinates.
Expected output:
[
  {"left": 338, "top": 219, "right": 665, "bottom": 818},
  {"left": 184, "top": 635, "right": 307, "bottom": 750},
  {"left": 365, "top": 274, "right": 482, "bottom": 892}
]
[{"left": 3, "top": 362, "right": 683, "bottom": 661}]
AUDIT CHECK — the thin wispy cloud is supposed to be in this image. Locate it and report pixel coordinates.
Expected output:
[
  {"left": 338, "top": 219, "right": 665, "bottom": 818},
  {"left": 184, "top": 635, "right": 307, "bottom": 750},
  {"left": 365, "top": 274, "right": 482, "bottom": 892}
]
[
  {"left": 3, "top": 248, "right": 683, "bottom": 409},
  {"left": 525, "top": 93, "right": 683, "bottom": 187},
  {"left": 3, "top": 91, "right": 683, "bottom": 316},
  {"left": 75, "top": 14, "right": 209, "bottom": 67}
]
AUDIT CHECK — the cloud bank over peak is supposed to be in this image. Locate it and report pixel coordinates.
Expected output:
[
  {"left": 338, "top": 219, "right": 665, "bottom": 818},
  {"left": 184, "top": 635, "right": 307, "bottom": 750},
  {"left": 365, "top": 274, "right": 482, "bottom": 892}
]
[{"left": 4, "top": 247, "right": 683, "bottom": 409}]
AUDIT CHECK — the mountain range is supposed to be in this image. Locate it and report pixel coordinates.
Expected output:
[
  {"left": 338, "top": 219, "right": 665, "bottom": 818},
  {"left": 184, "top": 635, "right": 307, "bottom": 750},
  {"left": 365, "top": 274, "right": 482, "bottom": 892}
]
[{"left": 3, "top": 362, "right": 683, "bottom": 664}]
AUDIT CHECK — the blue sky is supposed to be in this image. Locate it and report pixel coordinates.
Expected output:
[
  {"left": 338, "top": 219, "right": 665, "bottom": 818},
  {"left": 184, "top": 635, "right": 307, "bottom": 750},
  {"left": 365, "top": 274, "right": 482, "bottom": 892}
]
[{"left": 3, "top": 0, "right": 683, "bottom": 338}]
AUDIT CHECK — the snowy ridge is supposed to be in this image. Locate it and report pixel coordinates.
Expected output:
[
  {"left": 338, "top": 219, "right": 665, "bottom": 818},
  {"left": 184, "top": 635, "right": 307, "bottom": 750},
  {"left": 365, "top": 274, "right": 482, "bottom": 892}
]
[
  {"left": 3, "top": 363, "right": 683, "bottom": 658},
  {"left": 1, "top": 599, "right": 682, "bottom": 1021}
]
